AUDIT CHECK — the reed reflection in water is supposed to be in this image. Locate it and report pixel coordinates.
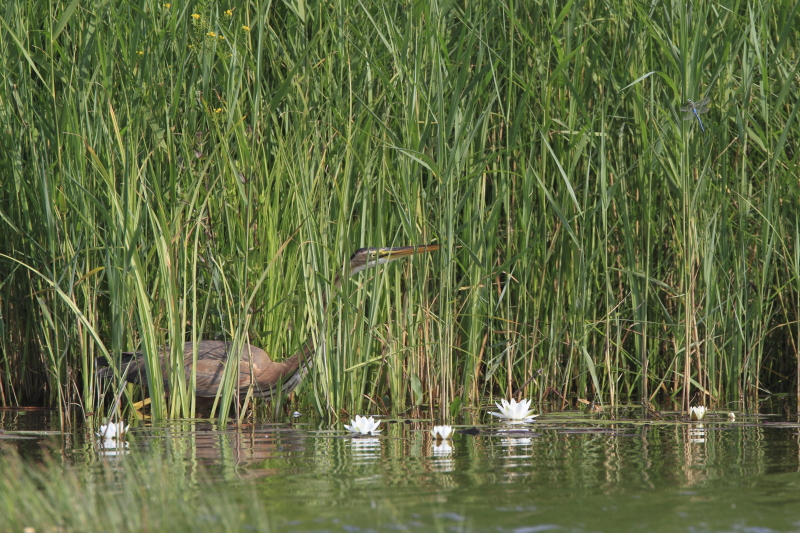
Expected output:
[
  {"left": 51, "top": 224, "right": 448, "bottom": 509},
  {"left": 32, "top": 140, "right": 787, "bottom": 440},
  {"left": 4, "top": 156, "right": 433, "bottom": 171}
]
[{"left": 2, "top": 411, "right": 800, "bottom": 532}]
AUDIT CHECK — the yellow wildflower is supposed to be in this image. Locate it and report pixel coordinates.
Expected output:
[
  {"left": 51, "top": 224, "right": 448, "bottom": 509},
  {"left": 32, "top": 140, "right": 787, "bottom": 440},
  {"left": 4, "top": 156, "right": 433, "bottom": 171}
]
[
  {"left": 191, "top": 13, "right": 200, "bottom": 20},
  {"left": 214, "top": 108, "right": 223, "bottom": 113},
  {"left": 224, "top": 9, "right": 233, "bottom": 16},
  {"left": 242, "top": 25, "right": 250, "bottom": 31},
  {"left": 136, "top": 50, "right": 144, "bottom": 55},
  {"left": 219, "top": 35, "right": 225, "bottom": 39},
  {"left": 207, "top": 31, "right": 216, "bottom": 37},
  {"left": 163, "top": 3, "right": 170, "bottom": 7}
]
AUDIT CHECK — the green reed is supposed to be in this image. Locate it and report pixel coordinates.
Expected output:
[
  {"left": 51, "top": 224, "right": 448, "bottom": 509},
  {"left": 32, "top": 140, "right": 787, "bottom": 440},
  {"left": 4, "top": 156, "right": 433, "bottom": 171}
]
[
  {"left": 0, "top": 445, "right": 276, "bottom": 532},
  {"left": 1, "top": 0, "right": 799, "bottom": 423}
]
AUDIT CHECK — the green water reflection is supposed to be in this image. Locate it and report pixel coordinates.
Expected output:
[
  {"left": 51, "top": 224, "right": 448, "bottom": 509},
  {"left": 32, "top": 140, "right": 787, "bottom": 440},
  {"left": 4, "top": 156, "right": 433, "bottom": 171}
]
[{"left": 2, "top": 409, "right": 800, "bottom": 532}]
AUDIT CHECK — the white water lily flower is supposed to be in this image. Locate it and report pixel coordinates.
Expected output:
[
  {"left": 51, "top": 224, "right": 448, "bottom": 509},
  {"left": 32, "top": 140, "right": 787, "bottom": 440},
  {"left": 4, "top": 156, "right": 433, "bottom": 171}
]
[
  {"left": 489, "top": 398, "right": 538, "bottom": 422},
  {"left": 97, "top": 421, "right": 129, "bottom": 440},
  {"left": 689, "top": 406, "right": 707, "bottom": 421},
  {"left": 430, "top": 425, "right": 453, "bottom": 440},
  {"left": 344, "top": 415, "right": 382, "bottom": 435}
]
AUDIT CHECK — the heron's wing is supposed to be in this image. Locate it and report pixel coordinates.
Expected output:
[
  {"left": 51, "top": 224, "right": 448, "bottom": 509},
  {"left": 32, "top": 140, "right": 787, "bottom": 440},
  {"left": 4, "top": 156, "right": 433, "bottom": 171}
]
[
  {"left": 178, "top": 340, "right": 301, "bottom": 398},
  {"left": 182, "top": 341, "right": 229, "bottom": 397}
]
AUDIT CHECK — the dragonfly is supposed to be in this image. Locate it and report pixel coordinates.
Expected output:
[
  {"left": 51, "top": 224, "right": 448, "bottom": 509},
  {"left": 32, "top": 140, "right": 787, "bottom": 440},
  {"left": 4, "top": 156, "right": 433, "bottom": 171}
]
[{"left": 680, "top": 96, "right": 710, "bottom": 132}]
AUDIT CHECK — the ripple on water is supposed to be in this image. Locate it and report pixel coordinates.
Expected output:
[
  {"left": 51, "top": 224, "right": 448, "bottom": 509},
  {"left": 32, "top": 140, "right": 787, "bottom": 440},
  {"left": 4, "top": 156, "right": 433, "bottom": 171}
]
[{"left": 2, "top": 411, "right": 800, "bottom": 532}]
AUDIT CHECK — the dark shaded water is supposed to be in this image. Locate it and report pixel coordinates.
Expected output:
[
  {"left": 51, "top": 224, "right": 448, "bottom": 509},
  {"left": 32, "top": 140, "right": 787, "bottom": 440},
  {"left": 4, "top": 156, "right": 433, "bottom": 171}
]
[{"left": 2, "top": 406, "right": 800, "bottom": 532}]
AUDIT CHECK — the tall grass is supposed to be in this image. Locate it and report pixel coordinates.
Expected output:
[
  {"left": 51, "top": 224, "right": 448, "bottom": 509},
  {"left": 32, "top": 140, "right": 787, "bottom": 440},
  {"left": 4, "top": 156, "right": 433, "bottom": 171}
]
[
  {"left": 0, "top": 445, "right": 277, "bottom": 532},
  {"left": 1, "top": 0, "right": 799, "bottom": 422}
]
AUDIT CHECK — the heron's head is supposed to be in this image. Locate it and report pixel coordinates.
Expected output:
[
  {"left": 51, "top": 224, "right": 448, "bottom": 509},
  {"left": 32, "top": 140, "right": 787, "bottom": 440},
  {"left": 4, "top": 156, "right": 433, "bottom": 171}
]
[{"left": 348, "top": 244, "right": 440, "bottom": 277}]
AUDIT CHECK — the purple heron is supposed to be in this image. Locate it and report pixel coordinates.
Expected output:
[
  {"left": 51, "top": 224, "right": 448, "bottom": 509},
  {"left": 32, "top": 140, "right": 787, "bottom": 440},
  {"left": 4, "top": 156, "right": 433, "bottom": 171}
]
[{"left": 97, "top": 245, "right": 439, "bottom": 399}]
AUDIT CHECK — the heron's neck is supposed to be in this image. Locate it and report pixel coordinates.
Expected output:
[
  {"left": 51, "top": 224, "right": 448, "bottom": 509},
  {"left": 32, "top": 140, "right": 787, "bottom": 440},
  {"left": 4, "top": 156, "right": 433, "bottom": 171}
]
[
  {"left": 332, "top": 269, "right": 348, "bottom": 290},
  {"left": 325, "top": 267, "right": 350, "bottom": 308}
]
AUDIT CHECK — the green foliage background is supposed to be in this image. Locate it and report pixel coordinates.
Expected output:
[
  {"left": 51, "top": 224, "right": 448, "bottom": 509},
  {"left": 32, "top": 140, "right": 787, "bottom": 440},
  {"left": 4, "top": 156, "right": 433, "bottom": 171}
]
[{"left": 1, "top": 0, "right": 799, "bottom": 420}]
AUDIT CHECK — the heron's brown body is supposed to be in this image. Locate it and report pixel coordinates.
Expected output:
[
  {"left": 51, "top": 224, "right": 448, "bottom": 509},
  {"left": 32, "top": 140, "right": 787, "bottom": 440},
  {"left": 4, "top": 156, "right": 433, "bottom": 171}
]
[
  {"left": 106, "top": 339, "right": 312, "bottom": 399},
  {"left": 98, "top": 244, "right": 438, "bottom": 399},
  {"left": 187, "top": 340, "right": 312, "bottom": 397}
]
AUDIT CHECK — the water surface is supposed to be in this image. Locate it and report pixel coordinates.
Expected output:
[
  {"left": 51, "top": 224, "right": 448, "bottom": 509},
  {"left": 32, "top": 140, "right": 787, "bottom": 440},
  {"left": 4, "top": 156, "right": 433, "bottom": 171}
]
[{"left": 2, "top": 407, "right": 800, "bottom": 532}]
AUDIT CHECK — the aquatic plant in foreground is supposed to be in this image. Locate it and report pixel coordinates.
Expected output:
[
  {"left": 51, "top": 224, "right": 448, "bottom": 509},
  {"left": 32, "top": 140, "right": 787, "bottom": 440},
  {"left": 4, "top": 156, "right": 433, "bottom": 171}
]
[{"left": 0, "top": 448, "right": 276, "bottom": 532}]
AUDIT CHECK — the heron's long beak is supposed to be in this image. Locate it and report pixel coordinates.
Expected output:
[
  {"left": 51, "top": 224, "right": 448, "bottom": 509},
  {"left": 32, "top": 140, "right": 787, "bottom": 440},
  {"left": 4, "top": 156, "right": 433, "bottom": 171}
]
[{"left": 379, "top": 244, "right": 440, "bottom": 260}]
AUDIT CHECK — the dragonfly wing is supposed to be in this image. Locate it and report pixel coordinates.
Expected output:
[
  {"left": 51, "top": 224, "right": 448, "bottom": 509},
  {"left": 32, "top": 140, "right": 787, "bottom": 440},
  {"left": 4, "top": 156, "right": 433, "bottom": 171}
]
[
  {"left": 694, "top": 96, "right": 711, "bottom": 107},
  {"left": 694, "top": 105, "right": 710, "bottom": 114}
]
